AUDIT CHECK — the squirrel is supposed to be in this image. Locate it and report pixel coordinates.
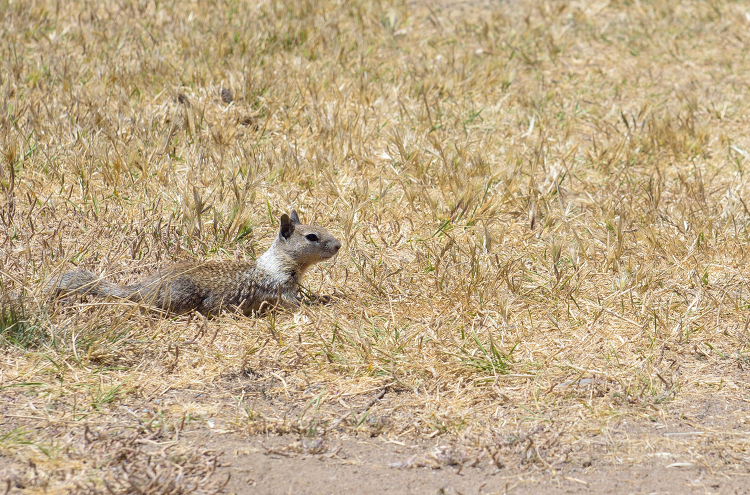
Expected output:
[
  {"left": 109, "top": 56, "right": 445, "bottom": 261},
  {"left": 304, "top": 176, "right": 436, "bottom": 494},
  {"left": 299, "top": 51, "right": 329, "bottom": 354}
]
[{"left": 47, "top": 210, "right": 341, "bottom": 316}]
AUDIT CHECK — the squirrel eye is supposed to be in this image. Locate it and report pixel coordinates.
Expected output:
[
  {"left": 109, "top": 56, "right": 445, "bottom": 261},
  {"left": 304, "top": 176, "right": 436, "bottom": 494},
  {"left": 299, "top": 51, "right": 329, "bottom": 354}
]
[{"left": 305, "top": 234, "right": 319, "bottom": 242}]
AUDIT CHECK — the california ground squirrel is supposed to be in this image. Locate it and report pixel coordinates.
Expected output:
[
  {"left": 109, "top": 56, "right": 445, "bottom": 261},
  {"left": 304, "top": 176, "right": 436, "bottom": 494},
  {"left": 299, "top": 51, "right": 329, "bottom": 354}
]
[{"left": 47, "top": 210, "right": 341, "bottom": 315}]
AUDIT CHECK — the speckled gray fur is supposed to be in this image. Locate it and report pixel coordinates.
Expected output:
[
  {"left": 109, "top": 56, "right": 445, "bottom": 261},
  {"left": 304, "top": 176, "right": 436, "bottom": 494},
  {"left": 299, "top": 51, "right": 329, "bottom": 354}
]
[{"left": 47, "top": 210, "right": 341, "bottom": 315}]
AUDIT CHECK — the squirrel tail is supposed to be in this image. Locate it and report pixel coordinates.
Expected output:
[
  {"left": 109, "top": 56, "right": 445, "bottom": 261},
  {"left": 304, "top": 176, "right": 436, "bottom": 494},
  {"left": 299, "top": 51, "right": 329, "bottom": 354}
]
[{"left": 47, "top": 270, "right": 138, "bottom": 300}]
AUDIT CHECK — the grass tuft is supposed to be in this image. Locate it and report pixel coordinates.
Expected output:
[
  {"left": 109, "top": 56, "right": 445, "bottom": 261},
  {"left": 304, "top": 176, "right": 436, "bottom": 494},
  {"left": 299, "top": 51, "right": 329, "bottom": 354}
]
[{"left": 0, "top": 297, "right": 48, "bottom": 349}]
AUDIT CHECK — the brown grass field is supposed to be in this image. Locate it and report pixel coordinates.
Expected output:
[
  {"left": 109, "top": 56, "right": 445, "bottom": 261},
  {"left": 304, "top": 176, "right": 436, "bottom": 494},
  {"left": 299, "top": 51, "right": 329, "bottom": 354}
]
[{"left": 2, "top": 0, "right": 750, "bottom": 493}]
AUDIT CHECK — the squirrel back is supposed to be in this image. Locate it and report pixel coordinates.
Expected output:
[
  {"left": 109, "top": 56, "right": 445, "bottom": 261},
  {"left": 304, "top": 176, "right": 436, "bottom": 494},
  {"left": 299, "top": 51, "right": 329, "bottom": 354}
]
[{"left": 47, "top": 210, "right": 341, "bottom": 315}]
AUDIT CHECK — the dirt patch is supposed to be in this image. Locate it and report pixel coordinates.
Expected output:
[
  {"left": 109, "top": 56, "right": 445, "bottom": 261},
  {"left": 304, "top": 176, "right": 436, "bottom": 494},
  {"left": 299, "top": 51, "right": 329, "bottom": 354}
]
[
  {"left": 204, "top": 431, "right": 749, "bottom": 495},
  {"left": 155, "top": 383, "right": 750, "bottom": 494}
]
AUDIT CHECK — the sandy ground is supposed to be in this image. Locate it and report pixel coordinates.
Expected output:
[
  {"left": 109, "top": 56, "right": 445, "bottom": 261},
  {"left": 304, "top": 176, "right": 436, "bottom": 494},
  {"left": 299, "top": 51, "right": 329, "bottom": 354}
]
[
  {"left": 204, "top": 431, "right": 749, "bottom": 495},
  {"left": 185, "top": 382, "right": 750, "bottom": 494}
]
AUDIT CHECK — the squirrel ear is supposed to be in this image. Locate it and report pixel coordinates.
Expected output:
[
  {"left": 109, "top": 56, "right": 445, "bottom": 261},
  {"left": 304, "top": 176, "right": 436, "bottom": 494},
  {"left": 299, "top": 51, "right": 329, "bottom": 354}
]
[
  {"left": 289, "top": 209, "right": 301, "bottom": 225},
  {"left": 280, "top": 214, "right": 294, "bottom": 239}
]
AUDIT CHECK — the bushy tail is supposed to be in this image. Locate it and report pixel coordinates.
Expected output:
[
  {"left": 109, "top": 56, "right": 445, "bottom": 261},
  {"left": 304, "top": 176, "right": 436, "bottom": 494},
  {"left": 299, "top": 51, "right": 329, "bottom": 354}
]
[{"left": 47, "top": 270, "right": 137, "bottom": 300}]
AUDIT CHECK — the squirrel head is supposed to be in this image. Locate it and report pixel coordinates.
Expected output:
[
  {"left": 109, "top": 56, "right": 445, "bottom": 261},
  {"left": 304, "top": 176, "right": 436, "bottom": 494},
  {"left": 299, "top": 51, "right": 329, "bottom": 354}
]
[{"left": 269, "top": 209, "right": 341, "bottom": 277}]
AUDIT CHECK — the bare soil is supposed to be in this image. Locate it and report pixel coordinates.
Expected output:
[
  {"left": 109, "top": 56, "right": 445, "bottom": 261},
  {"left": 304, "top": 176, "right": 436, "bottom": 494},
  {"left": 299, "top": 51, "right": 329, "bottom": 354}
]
[
  {"left": 148, "top": 367, "right": 750, "bottom": 494},
  {"left": 207, "top": 433, "right": 750, "bottom": 495}
]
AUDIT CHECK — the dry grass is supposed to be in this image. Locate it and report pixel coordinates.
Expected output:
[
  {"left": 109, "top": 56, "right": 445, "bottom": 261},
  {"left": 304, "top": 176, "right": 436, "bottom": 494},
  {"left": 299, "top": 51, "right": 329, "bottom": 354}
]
[{"left": 2, "top": 0, "right": 750, "bottom": 491}]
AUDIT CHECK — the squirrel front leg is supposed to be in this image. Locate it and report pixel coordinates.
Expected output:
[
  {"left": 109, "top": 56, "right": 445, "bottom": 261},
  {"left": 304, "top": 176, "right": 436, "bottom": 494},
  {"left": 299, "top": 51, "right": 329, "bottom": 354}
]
[
  {"left": 242, "top": 291, "right": 298, "bottom": 316},
  {"left": 281, "top": 291, "right": 301, "bottom": 309}
]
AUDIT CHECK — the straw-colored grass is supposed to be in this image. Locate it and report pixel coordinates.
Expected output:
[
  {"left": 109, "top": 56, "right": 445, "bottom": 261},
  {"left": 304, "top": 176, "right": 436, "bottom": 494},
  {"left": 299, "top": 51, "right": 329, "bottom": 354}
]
[{"left": 2, "top": 0, "right": 750, "bottom": 491}]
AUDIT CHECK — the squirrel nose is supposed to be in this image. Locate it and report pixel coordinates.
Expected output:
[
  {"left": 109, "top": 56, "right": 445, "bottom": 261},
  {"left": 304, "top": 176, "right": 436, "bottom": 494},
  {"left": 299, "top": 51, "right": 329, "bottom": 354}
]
[{"left": 332, "top": 241, "right": 341, "bottom": 252}]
